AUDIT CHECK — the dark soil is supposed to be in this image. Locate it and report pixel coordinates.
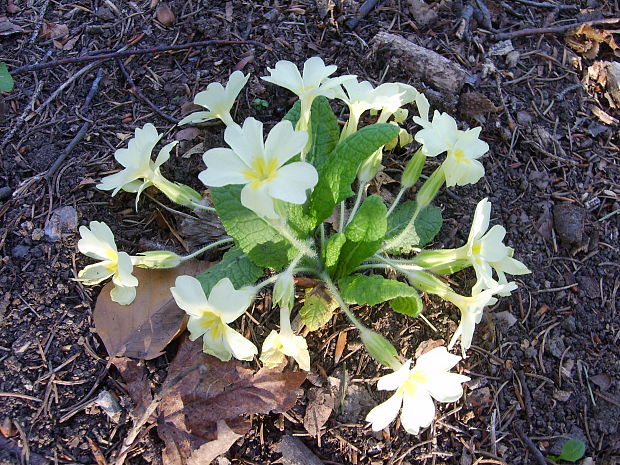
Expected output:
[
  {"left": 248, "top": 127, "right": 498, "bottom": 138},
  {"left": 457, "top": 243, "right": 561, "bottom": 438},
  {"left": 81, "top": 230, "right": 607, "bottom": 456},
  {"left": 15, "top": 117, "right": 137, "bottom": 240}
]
[{"left": 1, "top": 0, "right": 619, "bottom": 464}]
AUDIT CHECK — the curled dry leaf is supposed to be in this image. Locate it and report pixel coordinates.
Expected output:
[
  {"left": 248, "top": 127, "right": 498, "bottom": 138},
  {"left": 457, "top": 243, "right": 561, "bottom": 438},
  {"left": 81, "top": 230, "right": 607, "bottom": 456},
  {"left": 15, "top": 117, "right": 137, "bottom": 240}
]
[
  {"left": 158, "top": 336, "right": 306, "bottom": 465},
  {"left": 93, "top": 260, "right": 207, "bottom": 359},
  {"left": 0, "top": 16, "right": 24, "bottom": 36},
  {"left": 566, "top": 23, "right": 620, "bottom": 59},
  {"left": 111, "top": 357, "right": 153, "bottom": 419},
  {"left": 40, "top": 22, "right": 69, "bottom": 40},
  {"left": 156, "top": 2, "right": 176, "bottom": 26},
  {"left": 303, "top": 386, "right": 335, "bottom": 438}
]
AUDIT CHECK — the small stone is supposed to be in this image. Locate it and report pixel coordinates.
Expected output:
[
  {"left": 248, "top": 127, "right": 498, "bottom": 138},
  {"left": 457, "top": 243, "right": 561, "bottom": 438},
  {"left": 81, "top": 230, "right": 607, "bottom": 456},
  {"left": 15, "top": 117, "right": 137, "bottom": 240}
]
[
  {"left": 44, "top": 206, "right": 78, "bottom": 241},
  {"left": 546, "top": 334, "right": 566, "bottom": 359},
  {"left": 276, "top": 435, "right": 325, "bottom": 465},
  {"left": 517, "top": 111, "right": 532, "bottom": 126},
  {"left": 94, "top": 390, "right": 122, "bottom": 423},
  {"left": 31, "top": 228, "right": 44, "bottom": 241},
  {"left": 552, "top": 390, "right": 572, "bottom": 402},
  {"left": 493, "top": 311, "right": 518, "bottom": 332},
  {"left": 553, "top": 203, "right": 586, "bottom": 245},
  {"left": 11, "top": 244, "right": 30, "bottom": 258}
]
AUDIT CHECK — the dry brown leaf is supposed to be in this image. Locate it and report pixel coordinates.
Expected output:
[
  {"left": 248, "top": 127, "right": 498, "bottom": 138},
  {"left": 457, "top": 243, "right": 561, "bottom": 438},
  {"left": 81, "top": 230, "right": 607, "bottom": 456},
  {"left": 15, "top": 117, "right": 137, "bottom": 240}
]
[
  {"left": 156, "top": 2, "right": 176, "bottom": 26},
  {"left": 93, "top": 260, "right": 207, "bottom": 359},
  {"left": 186, "top": 421, "right": 241, "bottom": 465},
  {"left": 175, "top": 127, "right": 201, "bottom": 141},
  {"left": 333, "top": 331, "right": 347, "bottom": 364},
  {"left": 40, "top": 22, "right": 69, "bottom": 40},
  {"left": 303, "top": 387, "right": 335, "bottom": 437},
  {"left": 0, "top": 16, "right": 24, "bottom": 36},
  {"left": 112, "top": 357, "right": 153, "bottom": 419},
  {"left": 566, "top": 23, "right": 620, "bottom": 59},
  {"left": 158, "top": 336, "right": 306, "bottom": 465}
]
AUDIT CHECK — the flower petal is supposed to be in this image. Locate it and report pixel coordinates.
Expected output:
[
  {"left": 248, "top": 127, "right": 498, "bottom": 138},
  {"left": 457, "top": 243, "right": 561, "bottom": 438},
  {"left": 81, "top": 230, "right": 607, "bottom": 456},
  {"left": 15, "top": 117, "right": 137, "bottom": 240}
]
[
  {"left": 260, "top": 330, "right": 286, "bottom": 368},
  {"left": 415, "top": 346, "right": 462, "bottom": 373},
  {"left": 155, "top": 141, "right": 177, "bottom": 168},
  {"left": 201, "top": 323, "right": 233, "bottom": 361},
  {"left": 267, "top": 162, "right": 318, "bottom": 204},
  {"left": 170, "top": 275, "right": 209, "bottom": 317},
  {"left": 207, "top": 278, "right": 253, "bottom": 323},
  {"left": 223, "top": 325, "right": 258, "bottom": 361},
  {"left": 377, "top": 361, "right": 412, "bottom": 391},
  {"left": 424, "top": 372, "right": 471, "bottom": 403},
  {"left": 224, "top": 71, "right": 250, "bottom": 101},
  {"left": 262, "top": 60, "right": 304, "bottom": 95},
  {"left": 280, "top": 332, "right": 311, "bottom": 371},
  {"left": 178, "top": 111, "right": 216, "bottom": 125},
  {"left": 78, "top": 221, "right": 117, "bottom": 260},
  {"left": 240, "top": 183, "right": 277, "bottom": 218},
  {"left": 468, "top": 198, "right": 491, "bottom": 243},
  {"left": 199, "top": 148, "right": 250, "bottom": 187},
  {"left": 366, "top": 392, "right": 403, "bottom": 431},
  {"left": 78, "top": 262, "right": 115, "bottom": 285},
  {"left": 110, "top": 284, "right": 137, "bottom": 305},
  {"left": 479, "top": 225, "right": 508, "bottom": 262},
  {"left": 224, "top": 118, "right": 264, "bottom": 166},
  {"left": 194, "top": 82, "right": 226, "bottom": 109},
  {"left": 302, "top": 56, "right": 337, "bottom": 87},
  {"left": 400, "top": 389, "right": 435, "bottom": 435},
  {"left": 112, "top": 252, "right": 138, "bottom": 287},
  {"left": 264, "top": 120, "right": 308, "bottom": 166}
]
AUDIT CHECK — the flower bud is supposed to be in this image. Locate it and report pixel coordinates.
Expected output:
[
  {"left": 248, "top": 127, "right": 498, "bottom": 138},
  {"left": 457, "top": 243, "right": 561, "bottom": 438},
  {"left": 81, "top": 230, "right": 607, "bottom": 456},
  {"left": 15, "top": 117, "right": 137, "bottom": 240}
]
[
  {"left": 392, "top": 108, "right": 409, "bottom": 124},
  {"left": 359, "top": 328, "right": 401, "bottom": 370},
  {"left": 273, "top": 270, "right": 295, "bottom": 309},
  {"left": 415, "top": 166, "right": 445, "bottom": 209},
  {"left": 133, "top": 250, "right": 182, "bottom": 269},
  {"left": 357, "top": 148, "right": 383, "bottom": 183},
  {"left": 401, "top": 149, "right": 426, "bottom": 189},
  {"left": 405, "top": 269, "right": 451, "bottom": 297},
  {"left": 155, "top": 177, "right": 202, "bottom": 208}
]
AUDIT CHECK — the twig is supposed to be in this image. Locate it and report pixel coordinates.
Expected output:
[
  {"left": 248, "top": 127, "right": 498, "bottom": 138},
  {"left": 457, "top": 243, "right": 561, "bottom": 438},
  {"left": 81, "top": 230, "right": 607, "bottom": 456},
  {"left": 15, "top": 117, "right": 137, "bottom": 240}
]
[
  {"left": 0, "top": 81, "right": 44, "bottom": 151},
  {"left": 494, "top": 17, "right": 620, "bottom": 40},
  {"left": 515, "top": 423, "right": 548, "bottom": 465},
  {"left": 115, "top": 58, "right": 178, "bottom": 124},
  {"left": 12, "top": 39, "right": 265, "bottom": 75},
  {"left": 29, "top": 0, "right": 51, "bottom": 43},
  {"left": 45, "top": 68, "right": 105, "bottom": 180},
  {"left": 346, "top": 0, "right": 381, "bottom": 29},
  {"left": 515, "top": 0, "right": 577, "bottom": 10}
]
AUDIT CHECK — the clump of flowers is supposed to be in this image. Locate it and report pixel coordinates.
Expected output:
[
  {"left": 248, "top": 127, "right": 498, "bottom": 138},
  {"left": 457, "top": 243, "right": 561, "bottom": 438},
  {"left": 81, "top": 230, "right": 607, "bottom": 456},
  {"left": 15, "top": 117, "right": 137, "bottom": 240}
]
[{"left": 77, "top": 57, "right": 530, "bottom": 435}]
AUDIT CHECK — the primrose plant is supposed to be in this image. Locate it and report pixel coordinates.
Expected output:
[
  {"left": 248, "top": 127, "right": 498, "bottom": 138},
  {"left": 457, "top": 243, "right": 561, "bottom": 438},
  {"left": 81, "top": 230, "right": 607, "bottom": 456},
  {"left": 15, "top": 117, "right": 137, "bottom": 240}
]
[{"left": 77, "top": 57, "right": 530, "bottom": 435}]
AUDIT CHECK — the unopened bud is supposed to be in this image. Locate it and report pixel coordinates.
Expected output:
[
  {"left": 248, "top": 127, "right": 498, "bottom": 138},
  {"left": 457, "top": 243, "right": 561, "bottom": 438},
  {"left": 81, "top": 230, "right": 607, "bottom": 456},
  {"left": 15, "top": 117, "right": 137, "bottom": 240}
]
[
  {"left": 357, "top": 148, "right": 383, "bottom": 183},
  {"left": 401, "top": 149, "right": 426, "bottom": 188},
  {"left": 133, "top": 250, "right": 182, "bottom": 269},
  {"left": 405, "top": 269, "right": 451, "bottom": 297},
  {"left": 155, "top": 177, "right": 202, "bottom": 208},
  {"left": 360, "top": 328, "right": 401, "bottom": 369},
  {"left": 415, "top": 166, "right": 445, "bottom": 209},
  {"left": 273, "top": 271, "right": 295, "bottom": 309}
]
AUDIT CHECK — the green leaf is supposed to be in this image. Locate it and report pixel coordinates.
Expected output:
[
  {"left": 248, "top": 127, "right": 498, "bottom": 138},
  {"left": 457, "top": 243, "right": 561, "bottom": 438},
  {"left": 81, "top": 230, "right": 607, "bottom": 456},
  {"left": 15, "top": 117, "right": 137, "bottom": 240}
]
[
  {"left": 300, "top": 286, "right": 338, "bottom": 331},
  {"left": 389, "top": 294, "right": 424, "bottom": 317},
  {"left": 282, "top": 100, "right": 301, "bottom": 126},
  {"left": 309, "top": 124, "right": 399, "bottom": 225},
  {"left": 285, "top": 200, "right": 317, "bottom": 240},
  {"left": 322, "top": 232, "right": 346, "bottom": 272},
  {"left": 306, "top": 96, "right": 340, "bottom": 171},
  {"left": 558, "top": 440, "right": 586, "bottom": 462},
  {"left": 0, "top": 63, "right": 14, "bottom": 93},
  {"left": 211, "top": 185, "right": 294, "bottom": 269},
  {"left": 196, "top": 247, "right": 263, "bottom": 295},
  {"left": 331, "top": 195, "right": 387, "bottom": 279},
  {"left": 338, "top": 274, "right": 420, "bottom": 306},
  {"left": 384, "top": 201, "right": 442, "bottom": 254}
]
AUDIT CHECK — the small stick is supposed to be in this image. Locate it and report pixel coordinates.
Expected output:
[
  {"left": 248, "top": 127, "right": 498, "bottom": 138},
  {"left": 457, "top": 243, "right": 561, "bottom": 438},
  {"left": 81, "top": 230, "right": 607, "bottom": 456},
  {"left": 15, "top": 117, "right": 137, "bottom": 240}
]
[
  {"left": 515, "top": 0, "right": 577, "bottom": 10},
  {"left": 115, "top": 58, "right": 178, "bottom": 124},
  {"left": 346, "top": 0, "right": 381, "bottom": 29},
  {"left": 494, "top": 17, "right": 620, "bottom": 40},
  {"left": 12, "top": 39, "right": 265, "bottom": 75},
  {"left": 45, "top": 68, "right": 105, "bottom": 180},
  {"left": 29, "top": 0, "right": 51, "bottom": 43},
  {"left": 515, "top": 423, "right": 548, "bottom": 465},
  {"left": 0, "top": 81, "right": 44, "bottom": 151}
]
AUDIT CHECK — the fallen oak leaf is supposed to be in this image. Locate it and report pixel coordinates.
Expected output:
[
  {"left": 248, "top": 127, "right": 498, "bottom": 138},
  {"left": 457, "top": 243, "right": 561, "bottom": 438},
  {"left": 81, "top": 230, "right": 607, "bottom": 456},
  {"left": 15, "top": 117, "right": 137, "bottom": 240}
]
[
  {"left": 93, "top": 259, "right": 208, "bottom": 359},
  {"left": 158, "top": 336, "right": 306, "bottom": 465},
  {"left": 186, "top": 420, "right": 241, "bottom": 465},
  {"left": 112, "top": 357, "right": 152, "bottom": 419},
  {"left": 40, "top": 22, "right": 69, "bottom": 40},
  {"left": 0, "top": 16, "right": 24, "bottom": 36}
]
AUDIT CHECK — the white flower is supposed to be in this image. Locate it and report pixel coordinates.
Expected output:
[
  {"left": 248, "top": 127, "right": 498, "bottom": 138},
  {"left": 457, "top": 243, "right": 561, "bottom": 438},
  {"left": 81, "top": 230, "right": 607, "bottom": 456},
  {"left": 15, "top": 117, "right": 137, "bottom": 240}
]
[
  {"left": 97, "top": 124, "right": 200, "bottom": 207},
  {"left": 199, "top": 117, "right": 318, "bottom": 218},
  {"left": 373, "top": 82, "right": 418, "bottom": 123},
  {"left": 77, "top": 221, "right": 138, "bottom": 305},
  {"left": 260, "top": 306, "right": 310, "bottom": 371},
  {"left": 170, "top": 276, "right": 257, "bottom": 361},
  {"left": 366, "top": 346, "right": 470, "bottom": 435},
  {"left": 334, "top": 79, "right": 378, "bottom": 138},
  {"left": 444, "top": 282, "right": 518, "bottom": 357},
  {"left": 413, "top": 92, "right": 431, "bottom": 126},
  {"left": 261, "top": 57, "right": 355, "bottom": 128},
  {"left": 414, "top": 112, "right": 489, "bottom": 187},
  {"left": 461, "top": 198, "right": 530, "bottom": 294},
  {"left": 178, "top": 71, "right": 249, "bottom": 127}
]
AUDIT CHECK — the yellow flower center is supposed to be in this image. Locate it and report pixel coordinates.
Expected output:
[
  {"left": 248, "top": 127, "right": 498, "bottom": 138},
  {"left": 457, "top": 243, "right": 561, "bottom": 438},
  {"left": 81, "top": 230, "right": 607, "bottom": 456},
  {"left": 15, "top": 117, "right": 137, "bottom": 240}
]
[
  {"left": 471, "top": 243, "right": 482, "bottom": 256},
  {"left": 196, "top": 311, "right": 226, "bottom": 339},
  {"left": 452, "top": 148, "right": 468, "bottom": 162},
  {"left": 398, "top": 369, "right": 429, "bottom": 397},
  {"left": 242, "top": 157, "right": 280, "bottom": 189}
]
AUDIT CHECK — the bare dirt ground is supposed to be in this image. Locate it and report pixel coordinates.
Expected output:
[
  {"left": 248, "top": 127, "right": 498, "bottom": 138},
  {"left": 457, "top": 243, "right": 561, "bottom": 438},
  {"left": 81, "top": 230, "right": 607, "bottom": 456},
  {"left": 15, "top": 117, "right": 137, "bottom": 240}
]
[{"left": 1, "top": 0, "right": 619, "bottom": 464}]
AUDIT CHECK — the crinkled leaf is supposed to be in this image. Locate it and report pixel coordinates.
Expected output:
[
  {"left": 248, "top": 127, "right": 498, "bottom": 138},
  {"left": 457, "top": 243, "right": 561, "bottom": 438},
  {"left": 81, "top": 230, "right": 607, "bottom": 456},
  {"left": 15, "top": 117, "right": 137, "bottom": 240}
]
[
  {"left": 331, "top": 195, "right": 387, "bottom": 279},
  {"left": 309, "top": 124, "right": 399, "bottom": 225},
  {"left": 0, "top": 63, "right": 14, "bottom": 92},
  {"left": 300, "top": 285, "right": 338, "bottom": 331},
  {"left": 384, "top": 201, "right": 442, "bottom": 254},
  {"left": 306, "top": 96, "right": 340, "bottom": 171},
  {"left": 389, "top": 294, "right": 424, "bottom": 317},
  {"left": 338, "top": 274, "right": 419, "bottom": 306},
  {"left": 211, "top": 185, "right": 295, "bottom": 269},
  {"left": 93, "top": 260, "right": 206, "bottom": 359},
  {"left": 322, "top": 232, "right": 346, "bottom": 273},
  {"left": 196, "top": 247, "right": 263, "bottom": 295},
  {"left": 158, "top": 336, "right": 306, "bottom": 465},
  {"left": 282, "top": 100, "right": 301, "bottom": 126},
  {"left": 285, "top": 201, "right": 317, "bottom": 240}
]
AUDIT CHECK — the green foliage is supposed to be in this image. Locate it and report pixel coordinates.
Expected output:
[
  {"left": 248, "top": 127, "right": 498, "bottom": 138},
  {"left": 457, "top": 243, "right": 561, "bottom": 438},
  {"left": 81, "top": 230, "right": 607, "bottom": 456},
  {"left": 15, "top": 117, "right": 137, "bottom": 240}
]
[
  {"left": 548, "top": 440, "right": 586, "bottom": 463},
  {"left": 211, "top": 185, "right": 294, "bottom": 269},
  {"left": 384, "top": 201, "right": 443, "bottom": 254},
  {"left": 309, "top": 124, "right": 399, "bottom": 225},
  {"left": 0, "top": 63, "right": 14, "bottom": 93},
  {"left": 322, "top": 232, "right": 346, "bottom": 272},
  {"left": 306, "top": 96, "right": 340, "bottom": 170},
  {"left": 196, "top": 247, "right": 263, "bottom": 295},
  {"left": 330, "top": 195, "right": 387, "bottom": 279},
  {"left": 389, "top": 294, "right": 423, "bottom": 317},
  {"left": 300, "top": 287, "right": 338, "bottom": 331},
  {"left": 338, "top": 274, "right": 420, "bottom": 306},
  {"left": 282, "top": 100, "right": 301, "bottom": 126}
]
